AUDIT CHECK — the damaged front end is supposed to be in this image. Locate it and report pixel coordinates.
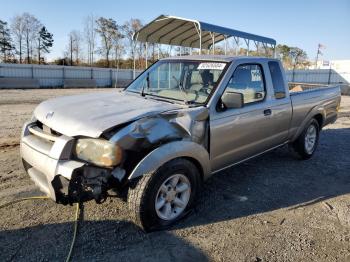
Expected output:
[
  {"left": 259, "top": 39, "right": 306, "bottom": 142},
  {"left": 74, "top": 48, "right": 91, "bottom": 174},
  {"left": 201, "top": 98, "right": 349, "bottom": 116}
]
[
  {"left": 22, "top": 106, "right": 209, "bottom": 206},
  {"left": 67, "top": 106, "right": 209, "bottom": 204},
  {"left": 52, "top": 166, "right": 115, "bottom": 205},
  {"left": 104, "top": 106, "right": 210, "bottom": 181},
  {"left": 109, "top": 106, "right": 209, "bottom": 149}
]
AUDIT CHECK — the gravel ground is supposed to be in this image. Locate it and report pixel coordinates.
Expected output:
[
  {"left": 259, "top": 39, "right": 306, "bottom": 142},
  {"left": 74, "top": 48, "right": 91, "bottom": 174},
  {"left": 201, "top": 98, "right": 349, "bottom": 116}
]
[{"left": 0, "top": 89, "right": 349, "bottom": 262}]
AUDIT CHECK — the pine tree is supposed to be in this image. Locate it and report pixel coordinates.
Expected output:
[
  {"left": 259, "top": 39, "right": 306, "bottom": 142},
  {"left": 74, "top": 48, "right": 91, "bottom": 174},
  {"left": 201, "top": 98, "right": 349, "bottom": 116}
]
[
  {"left": 38, "top": 26, "right": 53, "bottom": 64},
  {"left": 0, "top": 20, "right": 14, "bottom": 62}
]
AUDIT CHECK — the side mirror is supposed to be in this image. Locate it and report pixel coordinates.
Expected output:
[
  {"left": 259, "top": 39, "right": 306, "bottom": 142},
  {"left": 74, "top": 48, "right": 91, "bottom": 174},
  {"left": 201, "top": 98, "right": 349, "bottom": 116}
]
[{"left": 221, "top": 91, "right": 244, "bottom": 109}]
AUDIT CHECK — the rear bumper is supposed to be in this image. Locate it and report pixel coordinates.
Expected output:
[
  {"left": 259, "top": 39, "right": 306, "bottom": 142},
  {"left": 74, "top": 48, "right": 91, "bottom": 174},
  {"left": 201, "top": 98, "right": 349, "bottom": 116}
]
[{"left": 20, "top": 121, "right": 85, "bottom": 202}]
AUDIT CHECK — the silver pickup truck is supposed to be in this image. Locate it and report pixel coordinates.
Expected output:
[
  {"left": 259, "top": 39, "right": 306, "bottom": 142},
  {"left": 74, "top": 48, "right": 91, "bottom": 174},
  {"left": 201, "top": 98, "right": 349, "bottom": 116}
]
[{"left": 20, "top": 55, "right": 341, "bottom": 231}]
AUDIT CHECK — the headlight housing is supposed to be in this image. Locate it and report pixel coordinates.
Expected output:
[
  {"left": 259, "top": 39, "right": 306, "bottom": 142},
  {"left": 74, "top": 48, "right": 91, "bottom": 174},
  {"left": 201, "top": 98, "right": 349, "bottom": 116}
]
[{"left": 74, "top": 138, "right": 122, "bottom": 167}]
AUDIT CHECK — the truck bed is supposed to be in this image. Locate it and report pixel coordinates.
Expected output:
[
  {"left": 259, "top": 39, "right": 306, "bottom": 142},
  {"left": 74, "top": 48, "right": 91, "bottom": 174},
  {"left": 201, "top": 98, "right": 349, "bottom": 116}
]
[{"left": 288, "top": 85, "right": 341, "bottom": 141}]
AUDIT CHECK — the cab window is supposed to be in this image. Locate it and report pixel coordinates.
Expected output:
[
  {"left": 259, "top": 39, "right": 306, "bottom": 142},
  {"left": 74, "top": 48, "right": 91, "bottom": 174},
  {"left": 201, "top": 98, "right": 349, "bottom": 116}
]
[
  {"left": 268, "top": 61, "right": 286, "bottom": 99},
  {"left": 226, "top": 64, "right": 266, "bottom": 104}
]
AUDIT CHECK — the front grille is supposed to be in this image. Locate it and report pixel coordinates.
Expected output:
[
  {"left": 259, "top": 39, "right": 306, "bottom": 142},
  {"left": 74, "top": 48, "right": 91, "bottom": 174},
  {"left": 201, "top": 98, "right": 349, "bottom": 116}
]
[
  {"left": 28, "top": 121, "right": 61, "bottom": 143},
  {"left": 36, "top": 121, "right": 62, "bottom": 137}
]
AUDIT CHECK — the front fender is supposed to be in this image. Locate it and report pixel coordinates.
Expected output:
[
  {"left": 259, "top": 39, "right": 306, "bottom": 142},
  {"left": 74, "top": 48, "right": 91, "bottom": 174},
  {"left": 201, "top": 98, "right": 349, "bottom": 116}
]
[{"left": 128, "top": 141, "right": 211, "bottom": 181}]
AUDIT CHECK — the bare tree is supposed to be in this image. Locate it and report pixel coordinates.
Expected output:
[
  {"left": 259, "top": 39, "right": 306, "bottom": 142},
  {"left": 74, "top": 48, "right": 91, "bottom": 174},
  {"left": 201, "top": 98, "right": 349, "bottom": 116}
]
[
  {"left": 21, "top": 13, "right": 42, "bottom": 63},
  {"left": 67, "top": 32, "right": 74, "bottom": 65},
  {"left": 66, "top": 30, "right": 82, "bottom": 65},
  {"left": 112, "top": 25, "right": 124, "bottom": 69},
  {"left": 113, "top": 43, "right": 124, "bottom": 68},
  {"left": 73, "top": 31, "right": 82, "bottom": 64},
  {"left": 84, "top": 14, "right": 96, "bottom": 66},
  {"left": 122, "top": 18, "right": 143, "bottom": 68},
  {"left": 11, "top": 15, "right": 25, "bottom": 63},
  {"left": 95, "top": 17, "right": 118, "bottom": 67}
]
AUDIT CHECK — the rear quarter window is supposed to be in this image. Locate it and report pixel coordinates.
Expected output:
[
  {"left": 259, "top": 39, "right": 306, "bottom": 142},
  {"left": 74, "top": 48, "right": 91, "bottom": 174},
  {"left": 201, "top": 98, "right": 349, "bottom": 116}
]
[{"left": 268, "top": 61, "right": 286, "bottom": 99}]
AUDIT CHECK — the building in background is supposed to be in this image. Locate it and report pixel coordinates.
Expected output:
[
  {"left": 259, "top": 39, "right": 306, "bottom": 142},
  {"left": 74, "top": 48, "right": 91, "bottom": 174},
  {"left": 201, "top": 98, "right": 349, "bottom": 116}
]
[
  {"left": 312, "top": 59, "right": 350, "bottom": 71},
  {"left": 305, "top": 60, "right": 350, "bottom": 84}
]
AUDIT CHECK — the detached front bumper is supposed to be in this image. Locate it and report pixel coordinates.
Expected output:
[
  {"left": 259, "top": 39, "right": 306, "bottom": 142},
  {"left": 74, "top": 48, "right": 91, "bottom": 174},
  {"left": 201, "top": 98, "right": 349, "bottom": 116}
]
[{"left": 20, "top": 121, "right": 85, "bottom": 203}]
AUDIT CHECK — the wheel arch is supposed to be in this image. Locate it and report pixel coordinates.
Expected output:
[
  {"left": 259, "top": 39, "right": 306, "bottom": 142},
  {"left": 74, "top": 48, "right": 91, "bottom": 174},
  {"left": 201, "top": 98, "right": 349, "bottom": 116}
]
[
  {"left": 128, "top": 140, "right": 211, "bottom": 181},
  {"left": 181, "top": 156, "right": 205, "bottom": 181},
  {"left": 313, "top": 113, "right": 324, "bottom": 129},
  {"left": 291, "top": 106, "right": 325, "bottom": 142}
]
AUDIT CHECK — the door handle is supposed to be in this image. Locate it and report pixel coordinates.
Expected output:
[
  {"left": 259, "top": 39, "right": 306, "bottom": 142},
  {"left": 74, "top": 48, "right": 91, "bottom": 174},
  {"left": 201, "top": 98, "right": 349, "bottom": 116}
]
[{"left": 263, "top": 109, "right": 272, "bottom": 116}]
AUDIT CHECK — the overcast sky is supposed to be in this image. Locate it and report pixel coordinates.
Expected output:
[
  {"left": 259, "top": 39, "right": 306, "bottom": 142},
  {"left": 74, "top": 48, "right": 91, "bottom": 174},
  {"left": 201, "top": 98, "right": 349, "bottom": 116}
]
[{"left": 1, "top": 0, "right": 349, "bottom": 61}]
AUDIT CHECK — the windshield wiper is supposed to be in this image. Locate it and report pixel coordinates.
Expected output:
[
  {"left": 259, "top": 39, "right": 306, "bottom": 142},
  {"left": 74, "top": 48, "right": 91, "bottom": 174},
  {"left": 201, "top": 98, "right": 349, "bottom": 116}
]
[{"left": 144, "top": 94, "right": 176, "bottom": 104}]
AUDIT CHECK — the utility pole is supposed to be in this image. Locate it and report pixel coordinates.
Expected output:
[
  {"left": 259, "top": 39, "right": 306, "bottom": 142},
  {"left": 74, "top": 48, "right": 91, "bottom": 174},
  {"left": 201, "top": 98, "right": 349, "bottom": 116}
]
[
  {"left": 315, "top": 44, "right": 325, "bottom": 69},
  {"left": 315, "top": 44, "right": 320, "bottom": 69},
  {"left": 70, "top": 36, "right": 73, "bottom": 66}
]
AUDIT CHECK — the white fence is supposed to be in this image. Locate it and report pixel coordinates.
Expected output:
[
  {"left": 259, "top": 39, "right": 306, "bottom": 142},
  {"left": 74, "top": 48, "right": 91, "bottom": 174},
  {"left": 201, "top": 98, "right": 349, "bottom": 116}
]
[
  {"left": 1, "top": 63, "right": 349, "bottom": 89},
  {"left": 285, "top": 69, "right": 350, "bottom": 85},
  {"left": 0, "top": 63, "right": 142, "bottom": 88}
]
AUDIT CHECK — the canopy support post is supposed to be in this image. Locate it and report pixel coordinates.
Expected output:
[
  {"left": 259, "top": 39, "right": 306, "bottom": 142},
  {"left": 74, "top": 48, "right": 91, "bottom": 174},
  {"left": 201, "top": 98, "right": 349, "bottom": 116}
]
[
  {"left": 192, "top": 22, "right": 202, "bottom": 55},
  {"left": 199, "top": 30, "right": 202, "bottom": 55},
  {"left": 145, "top": 42, "right": 148, "bottom": 69},
  {"left": 224, "top": 36, "right": 227, "bottom": 55},
  {"left": 254, "top": 41, "right": 259, "bottom": 55},
  {"left": 168, "top": 63, "right": 171, "bottom": 88},
  {"left": 210, "top": 32, "right": 215, "bottom": 55},
  {"left": 133, "top": 48, "right": 136, "bottom": 79},
  {"left": 244, "top": 39, "right": 250, "bottom": 56},
  {"left": 132, "top": 32, "right": 139, "bottom": 79},
  {"left": 234, "top": 37, "right": 239, "bottom": 56},
  {"left": 157, "top": 44, "right": 160, "bottom": 88},
  {"left": 262, "top": 43, "right": 268, "bottom": 56}
]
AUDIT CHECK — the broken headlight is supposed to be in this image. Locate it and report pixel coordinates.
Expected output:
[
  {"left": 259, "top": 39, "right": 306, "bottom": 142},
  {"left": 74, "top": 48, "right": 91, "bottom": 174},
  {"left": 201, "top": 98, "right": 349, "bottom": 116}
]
[{"left": 74, "top": 138, "right": 122, "bottom": 167}]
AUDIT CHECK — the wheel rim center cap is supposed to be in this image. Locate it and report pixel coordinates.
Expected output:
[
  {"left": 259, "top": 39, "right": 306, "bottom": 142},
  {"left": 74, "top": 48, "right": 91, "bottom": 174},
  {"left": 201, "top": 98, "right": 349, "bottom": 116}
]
[{"left": 166, "top": 189, "right": 176, "bottom": 202}]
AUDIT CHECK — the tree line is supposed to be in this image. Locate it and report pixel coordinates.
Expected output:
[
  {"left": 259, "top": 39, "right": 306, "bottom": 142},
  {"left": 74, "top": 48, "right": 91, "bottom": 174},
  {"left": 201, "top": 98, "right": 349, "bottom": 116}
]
[
  {"left": 0, "top": 13, "right": 309, "bottom": 70},
  {"left": 61, "top": 15, "right": 156, "bottom": 69},
  {"left": 0, "top": 13, "right": 53, "bottom": 64}
]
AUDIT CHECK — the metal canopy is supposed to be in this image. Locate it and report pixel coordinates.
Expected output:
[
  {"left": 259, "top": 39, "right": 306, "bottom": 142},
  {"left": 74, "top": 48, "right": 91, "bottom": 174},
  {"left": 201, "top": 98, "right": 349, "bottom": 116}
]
[
  {"left": 132, "top": 15, "right": 277, "bottom": 78},
  {"left": 133, "top": 15, "right": 276, "bottom": 50}
]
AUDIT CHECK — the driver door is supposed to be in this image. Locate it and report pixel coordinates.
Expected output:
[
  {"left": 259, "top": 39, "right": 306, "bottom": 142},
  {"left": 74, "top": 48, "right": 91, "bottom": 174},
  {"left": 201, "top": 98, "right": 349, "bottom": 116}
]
[{"left": 210, "top": 63, "right": 277, "bottom": 172}]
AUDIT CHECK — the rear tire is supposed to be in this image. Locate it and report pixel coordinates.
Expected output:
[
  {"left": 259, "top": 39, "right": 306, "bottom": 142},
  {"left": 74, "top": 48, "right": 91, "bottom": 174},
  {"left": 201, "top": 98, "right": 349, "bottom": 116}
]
[
  {"left": 290, "top": 118, "right": 320, "bottom": 160},
  {"left": 127, "top": 158, "right": 200, "bottom": 232}
]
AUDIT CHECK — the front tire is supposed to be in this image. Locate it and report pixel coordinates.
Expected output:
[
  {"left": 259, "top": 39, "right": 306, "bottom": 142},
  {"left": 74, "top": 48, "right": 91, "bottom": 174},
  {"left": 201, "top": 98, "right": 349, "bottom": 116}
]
[
  {"left": 290, "top": 118, "right": 320, "bottom": 160},
  {"left": 127, "top": 158, "right": 200, "bottom": 232}
]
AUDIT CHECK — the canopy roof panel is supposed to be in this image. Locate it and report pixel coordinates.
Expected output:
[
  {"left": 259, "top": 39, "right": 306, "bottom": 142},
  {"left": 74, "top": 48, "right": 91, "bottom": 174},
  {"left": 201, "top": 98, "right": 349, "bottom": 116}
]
[{"left": 134, "top": 15, "right": 276, "bottom": 49}]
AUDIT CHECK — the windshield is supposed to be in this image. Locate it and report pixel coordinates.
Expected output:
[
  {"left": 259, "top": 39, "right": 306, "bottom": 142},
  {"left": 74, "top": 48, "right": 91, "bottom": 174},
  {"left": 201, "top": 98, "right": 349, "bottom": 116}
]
[{"left": 126, "top": 60, "right": 228, "bottom": 104}]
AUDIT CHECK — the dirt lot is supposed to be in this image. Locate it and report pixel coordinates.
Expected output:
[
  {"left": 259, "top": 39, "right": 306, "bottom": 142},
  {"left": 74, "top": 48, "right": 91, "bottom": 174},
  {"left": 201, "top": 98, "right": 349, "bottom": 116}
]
[{"left": 0, "top": 88, "right": 349, "bottom": 262}]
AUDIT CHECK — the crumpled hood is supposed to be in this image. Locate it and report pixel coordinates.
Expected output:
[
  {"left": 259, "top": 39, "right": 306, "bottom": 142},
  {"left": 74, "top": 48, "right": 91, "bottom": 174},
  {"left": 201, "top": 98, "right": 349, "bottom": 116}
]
[{"left": 34, "top": 91, "right": 181, "bottom": 137}]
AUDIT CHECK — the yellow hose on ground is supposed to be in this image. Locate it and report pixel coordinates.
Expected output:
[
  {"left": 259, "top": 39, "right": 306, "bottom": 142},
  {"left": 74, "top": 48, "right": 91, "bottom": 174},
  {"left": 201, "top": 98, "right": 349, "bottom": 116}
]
[
  {"left": 66, "top": 202, "right": 80, "bottom": 262},
  {"left": 0, "top": 196, "right": 81, "bottom": 262}
]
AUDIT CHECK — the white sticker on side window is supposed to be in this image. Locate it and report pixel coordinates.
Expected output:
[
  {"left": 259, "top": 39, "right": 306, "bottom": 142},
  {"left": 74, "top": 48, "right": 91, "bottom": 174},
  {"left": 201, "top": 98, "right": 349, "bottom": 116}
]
[
  {"left": 251, "top": 70, "right": 262, "bottom": 81},
  {"left": 197, "top": 63, "right": 226, "bottom": 70}
]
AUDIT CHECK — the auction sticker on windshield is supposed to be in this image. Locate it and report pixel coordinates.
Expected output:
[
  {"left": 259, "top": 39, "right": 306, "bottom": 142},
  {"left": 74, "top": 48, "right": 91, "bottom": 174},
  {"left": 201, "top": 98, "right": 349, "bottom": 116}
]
[{"left": 197, "top": 63, "right": 226, "bottom": 70}]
